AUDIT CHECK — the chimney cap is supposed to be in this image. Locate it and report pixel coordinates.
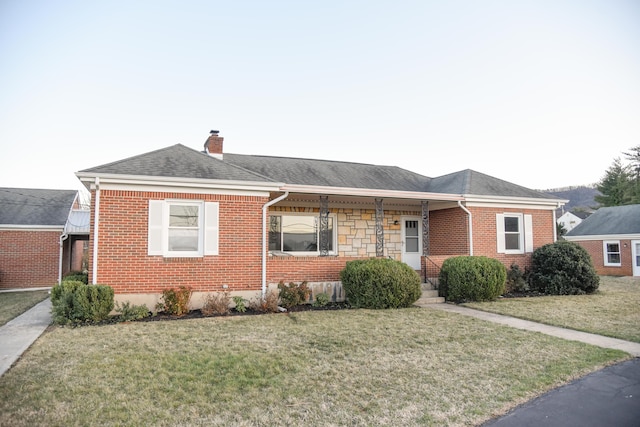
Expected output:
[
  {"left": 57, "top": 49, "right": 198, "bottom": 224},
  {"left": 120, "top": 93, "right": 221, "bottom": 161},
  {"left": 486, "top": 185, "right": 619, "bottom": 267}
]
[{"left": 210, "top": 130, "right": 219, "bottom": 135}]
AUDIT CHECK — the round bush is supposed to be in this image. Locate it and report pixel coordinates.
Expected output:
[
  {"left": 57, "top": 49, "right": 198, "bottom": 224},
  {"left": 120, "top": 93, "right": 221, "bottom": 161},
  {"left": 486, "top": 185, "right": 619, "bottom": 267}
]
[
  {"left": 530, "top": 240, "right": 599, "bottom": 295},
  {"left": 340, "top": 258, "right": 421, "bottom": 309},
  {"left": 51, "top": 281, "right": 114, "bottom": 325},
  {"left": 439, "top": 256, "right": 506, "bottom": 303}
]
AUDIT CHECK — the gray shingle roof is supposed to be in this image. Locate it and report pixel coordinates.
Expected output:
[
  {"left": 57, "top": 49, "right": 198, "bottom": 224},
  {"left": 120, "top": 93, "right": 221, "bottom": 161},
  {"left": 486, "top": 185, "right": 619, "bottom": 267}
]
[
  {"left": 77, "top": 144, "right": 556, "bottom": 200},
  {"left": 427, "top": 169, "right": 555, "bottom": 199},
  {"left": 223, "top": 153, "right": 432, "bottom": 192},
  {"left": 566, "top": 204, "right": 640, "bottom": 237},
  {"left": 78, "top": 144, "right": 274, "bottom": 183},
  {"left": 0, "top": 188, "right": 77, "bottom": 226}
]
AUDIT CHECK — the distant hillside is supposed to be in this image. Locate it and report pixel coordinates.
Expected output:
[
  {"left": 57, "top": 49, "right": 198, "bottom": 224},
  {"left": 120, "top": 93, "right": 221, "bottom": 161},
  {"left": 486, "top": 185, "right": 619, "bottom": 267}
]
[{"left": 541, "top": 185, "right": 601, "bottom": 213}]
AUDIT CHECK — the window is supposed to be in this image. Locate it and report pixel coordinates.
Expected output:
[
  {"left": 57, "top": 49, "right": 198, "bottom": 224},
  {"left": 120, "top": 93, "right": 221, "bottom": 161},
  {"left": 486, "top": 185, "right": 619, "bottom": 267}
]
[
  {"left": 168, "top": 204, "right": 200, "bottom": 252},
  {"left": 496, "top": 213, "right": 533, "bottom": 254},
  {"left": 603, "top": 241, "right": 621, "bottom": 266},
  {"left": 148, "top": 200, "right": 219, "bottom": 257},
  {"left": 269, "top": 214, "right": 335, "bottom": 255}
]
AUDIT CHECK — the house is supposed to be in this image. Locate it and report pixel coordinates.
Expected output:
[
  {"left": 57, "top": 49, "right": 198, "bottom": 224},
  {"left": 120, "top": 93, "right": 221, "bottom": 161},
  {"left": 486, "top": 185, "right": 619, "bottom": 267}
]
[
  {"left": 75, "top": 131, "right": 566, "bottom": 309},
  {"left": 0, "top": 188, "right": 89, "bottom": 289},
  {"left": 557, "top": 210, "right": 592, "bottom": 233},
  {"left": 564, "top": 204, "right": 640, "bottom": 276}
]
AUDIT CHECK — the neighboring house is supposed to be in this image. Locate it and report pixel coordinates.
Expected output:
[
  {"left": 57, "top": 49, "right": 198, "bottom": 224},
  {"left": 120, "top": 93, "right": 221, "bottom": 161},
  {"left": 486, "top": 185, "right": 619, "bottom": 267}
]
[
  {"left": 565, "top": 204, "right": 640, "bottom": 277},
  {"left": 557, "top": 210, "right": 592, "bottom": 233},
  {"left": 75, "top": 131, "right": 566, "bottom": 308},
  {"left": 0, "top": 188, "right": 89, "bottom": 289}
]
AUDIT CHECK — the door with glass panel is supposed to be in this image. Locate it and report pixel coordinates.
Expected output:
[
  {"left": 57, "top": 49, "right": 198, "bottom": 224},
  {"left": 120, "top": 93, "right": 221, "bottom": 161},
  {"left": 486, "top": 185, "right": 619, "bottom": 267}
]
[{"left": 402, "top": 217, "right": 421, "bottom": 270}]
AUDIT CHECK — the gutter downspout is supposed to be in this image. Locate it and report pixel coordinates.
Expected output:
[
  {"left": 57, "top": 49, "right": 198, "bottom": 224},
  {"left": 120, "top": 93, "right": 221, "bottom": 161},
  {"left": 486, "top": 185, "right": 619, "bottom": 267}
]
[
  {"left": 58, "top": 232, "right": 68, "bottom": 284},
  {"left": 58, "top": 192, "right": 77, "bottom": 284},
  {"left": 92, "top": 177, "right": 101, "bottom": 285},
  {"left": 553, "top": 202, "right": 562, "bottom": 242},
  {"left": 261, "top": 191, "right": 289, "bottom": 298},
  {"left": 458, "top": 200, "right": 473, "bottom": 256}
]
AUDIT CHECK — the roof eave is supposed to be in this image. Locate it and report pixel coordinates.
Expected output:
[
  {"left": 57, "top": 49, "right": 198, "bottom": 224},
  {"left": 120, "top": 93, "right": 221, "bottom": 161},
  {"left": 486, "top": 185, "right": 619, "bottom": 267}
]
[
  {"left": 75, "top": 172, "right": 284, "bottom": 192},
  {"left": 280, "top": 184, "right": 464, "bottom": 201},
  {"left": 463, "top": 194, "right": 568, "bottom": 207},
  {"left": 0, "top": 224, "right": 65, "bottom": 231},
  {"left": 565, "top": 233, "right": 640, "bottom": 241}
]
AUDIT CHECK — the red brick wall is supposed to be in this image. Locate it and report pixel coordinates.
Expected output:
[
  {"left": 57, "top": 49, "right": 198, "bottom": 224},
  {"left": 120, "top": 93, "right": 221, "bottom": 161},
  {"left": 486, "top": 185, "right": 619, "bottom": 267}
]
[
  {"left": 87, "top": 189, "right": 561, "bottom": 294},
  {"left": 468, "top": 206, "right": 556, "bottom": 270},
  {"left": 430, "top": 208, "right": 469, "bottom": 255},
  {"left": 427, "top": 206, "right": 556, "bottom": 271},
  {"left": 88, "top": 189, "right": 270, "bottom": 294},
  {"left": 572, "top": 239, "right": 634, "bottom": 276},
  {"left": 267, "top": 256, "right": 362, "bottom": 284},
  {"left": 0, "top": 229, "right": 61, "bottom": 288}
]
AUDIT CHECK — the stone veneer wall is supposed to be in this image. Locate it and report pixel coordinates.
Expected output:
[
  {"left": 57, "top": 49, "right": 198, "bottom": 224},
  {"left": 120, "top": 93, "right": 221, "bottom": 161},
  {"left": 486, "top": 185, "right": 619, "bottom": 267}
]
[{"left": 270, "top": 206, "right": 420, "bottom": 260}]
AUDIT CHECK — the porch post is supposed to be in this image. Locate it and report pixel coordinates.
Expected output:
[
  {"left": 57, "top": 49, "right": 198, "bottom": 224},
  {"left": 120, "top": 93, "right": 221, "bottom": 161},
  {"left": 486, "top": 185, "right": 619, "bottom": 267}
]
[
  {"left": 422, "top": 200, "right": 430, "bottom": 256},
  {"left": 375, "top": 198, "right": 384, "bottom": 257},
  {"left": 319, "top": 195, "right": 330, "bottom": 256}
]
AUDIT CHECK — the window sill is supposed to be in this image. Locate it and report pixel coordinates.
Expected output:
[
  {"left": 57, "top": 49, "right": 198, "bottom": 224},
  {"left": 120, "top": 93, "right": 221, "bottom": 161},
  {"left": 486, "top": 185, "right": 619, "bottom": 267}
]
[{"left": 162, "top": 257, "right": 205, "bottom": 263}]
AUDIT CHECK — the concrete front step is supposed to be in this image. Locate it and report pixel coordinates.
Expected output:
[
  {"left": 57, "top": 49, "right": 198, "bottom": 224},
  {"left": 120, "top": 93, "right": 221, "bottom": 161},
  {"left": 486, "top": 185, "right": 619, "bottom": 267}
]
[
  {"left": 421, "top": 282, "right": 437, "bottom": 291},
  {"left": 416, "top": 283, "right": 444, "bottom": 304},
  {"left": 421, "top": 289, "right": 439, "bottom": 298}
]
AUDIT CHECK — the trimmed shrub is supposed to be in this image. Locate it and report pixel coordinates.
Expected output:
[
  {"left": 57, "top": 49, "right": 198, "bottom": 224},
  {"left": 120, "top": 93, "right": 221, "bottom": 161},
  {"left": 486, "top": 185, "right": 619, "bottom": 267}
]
[
  {"left": 340, "top": 258, "right": 421, "bottom": 309},
  {"left": 51, "top": 281, "right": 114, "bottom": 325},
  {"left": 248, "top": 289, "right": 280, "bottom": 313},
  {"left": 115, "top": 301, "right": 150, "bottom": 321},
  {"left": 156, "top": 286, "right": 192, "bottom": 316},
  {"left": 530, "top": 240, "right": 599, "bottom": 295},
  {"left": 313, "top": 292, "right": 330, "bottom": 307},
  {"left": 201, "top": 292, "right": 231, "bottom": 316},
  {"left": 62, "top": 271, "right": 88, "bottom": 284},
  {"left": 506, "top": 263, "right": 530, "bottom": 293},
  {"left": 232, "top": 296, "right": 247, "bottom": 313},
  {"left": 278, "top": 281, "right": 311, "bottom": 308},
  {"left": 439, "top": 256, "right": 506, "bottom": 303}
]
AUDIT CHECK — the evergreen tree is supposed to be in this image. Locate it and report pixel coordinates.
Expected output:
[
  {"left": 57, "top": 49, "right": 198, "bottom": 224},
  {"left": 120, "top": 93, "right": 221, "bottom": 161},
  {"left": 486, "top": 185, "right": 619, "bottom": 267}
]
[
  {"left": 623, "top": 145, "right": 640, "bottom": 203},
  {"left": 595, "top": 158, "right": 631, "bottom": 206}
]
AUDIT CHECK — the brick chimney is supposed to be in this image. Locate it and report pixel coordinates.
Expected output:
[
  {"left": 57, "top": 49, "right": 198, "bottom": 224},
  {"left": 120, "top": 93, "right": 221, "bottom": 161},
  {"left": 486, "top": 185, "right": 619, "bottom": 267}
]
[{"left": 204, "top": 130, "right": 224, "bottom": 159}]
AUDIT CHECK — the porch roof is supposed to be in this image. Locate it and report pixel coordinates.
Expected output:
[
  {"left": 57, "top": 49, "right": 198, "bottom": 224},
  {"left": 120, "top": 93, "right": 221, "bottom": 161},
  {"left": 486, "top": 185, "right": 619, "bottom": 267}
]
[{"left": 65, "top": 210, "right": 91, "bottom": 235}]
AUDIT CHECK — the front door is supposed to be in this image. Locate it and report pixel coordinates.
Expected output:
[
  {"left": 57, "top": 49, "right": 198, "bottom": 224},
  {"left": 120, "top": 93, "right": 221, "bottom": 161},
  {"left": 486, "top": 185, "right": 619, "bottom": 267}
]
[
  {"left": 402, "top": 216, "right": 421, "bottom": 270},
  {"left": 633, "top": 240, "right": 640, "bottom": 277}
]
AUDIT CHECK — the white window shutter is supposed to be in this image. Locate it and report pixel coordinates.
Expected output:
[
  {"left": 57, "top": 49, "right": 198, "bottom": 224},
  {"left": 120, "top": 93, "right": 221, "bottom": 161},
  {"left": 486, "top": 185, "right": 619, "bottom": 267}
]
[
  {"left": 204, "top": 202, "right": 219, "bottom": 255},
  {"left": 496, "top": 214, "right": 505, "bottom": 253},
  {"left": 148, "top": 200, "right": 164, "bottom": 255},
  {"left": 524, "top": 214, "right": 533, "bottom": 253}
]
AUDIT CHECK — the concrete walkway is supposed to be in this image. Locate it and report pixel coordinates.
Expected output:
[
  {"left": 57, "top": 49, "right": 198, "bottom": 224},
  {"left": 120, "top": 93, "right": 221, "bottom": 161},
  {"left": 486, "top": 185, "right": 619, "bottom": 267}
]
[
  {"left": 420, "top": 302, "right": 640, "bottom": 357},
  {"left": 0, "top": 298, "right": 52, "bottom": 377}
]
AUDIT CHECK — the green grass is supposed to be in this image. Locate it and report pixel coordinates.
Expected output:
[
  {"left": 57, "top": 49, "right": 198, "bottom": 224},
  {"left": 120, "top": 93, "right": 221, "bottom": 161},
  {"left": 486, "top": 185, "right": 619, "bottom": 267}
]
[
  {"left": 464, "top": 276, "right": 640, "bottom": 343},
  {"left": 0, "top": 290, "right": 50, "bottom": 326},
  {"left": 0, "top": 308, "right": 628, "bottom": 426}
]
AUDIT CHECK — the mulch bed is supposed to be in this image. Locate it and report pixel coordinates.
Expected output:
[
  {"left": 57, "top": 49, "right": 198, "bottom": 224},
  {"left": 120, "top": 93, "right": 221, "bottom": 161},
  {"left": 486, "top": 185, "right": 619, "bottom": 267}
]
[{"left": 139, "top": 302, "right": 353, "bottom": 322}]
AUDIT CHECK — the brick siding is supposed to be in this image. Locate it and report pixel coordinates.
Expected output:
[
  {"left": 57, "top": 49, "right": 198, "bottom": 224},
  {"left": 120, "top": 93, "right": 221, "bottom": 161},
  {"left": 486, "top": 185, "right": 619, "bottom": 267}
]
[
  {"left": 572, "top": 239, "right": 634, "bottom": 276},
  {"left": 88, "top": 190, "right": 559, "bottom": 298},
  {"left": 0, "top": 229, "right": 61, "bottom": 288},
  {"left": 88, "top": 189, "right": 269, "bottom": 294}
]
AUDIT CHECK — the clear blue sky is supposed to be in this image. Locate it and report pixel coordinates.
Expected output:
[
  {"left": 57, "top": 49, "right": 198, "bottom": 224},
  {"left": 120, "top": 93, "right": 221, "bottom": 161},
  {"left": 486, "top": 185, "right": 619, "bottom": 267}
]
[{"left": 1, "top": 0, "right": 639, "bottom": 196}]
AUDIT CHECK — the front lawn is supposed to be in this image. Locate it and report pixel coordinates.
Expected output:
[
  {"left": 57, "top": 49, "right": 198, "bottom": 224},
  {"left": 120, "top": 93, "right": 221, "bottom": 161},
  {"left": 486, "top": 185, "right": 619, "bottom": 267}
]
[
  {"left": 0, "top": 290, "right": 50, "bottom": 326},
  {"left": 464, "top": 276, "right": 640, "bottom": 343},
  {"left": 0, "top": 307, "right": 627, "bottom": 426}
]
